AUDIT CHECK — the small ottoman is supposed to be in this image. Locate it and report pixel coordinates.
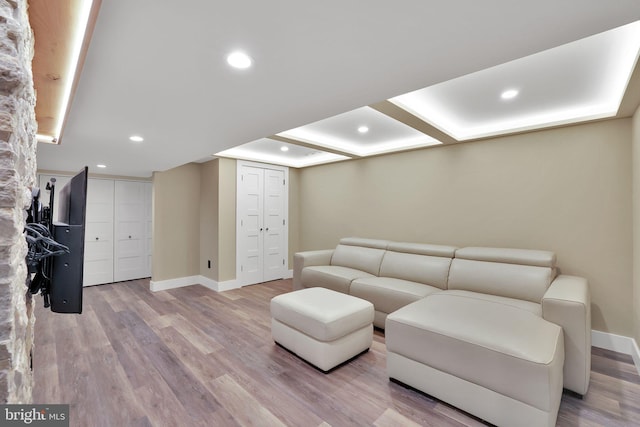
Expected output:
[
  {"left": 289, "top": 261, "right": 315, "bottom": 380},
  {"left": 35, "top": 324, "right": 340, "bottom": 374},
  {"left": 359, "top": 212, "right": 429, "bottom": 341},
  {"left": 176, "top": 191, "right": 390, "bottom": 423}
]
[{"left": 271, "top": 287, "right": 374, "bottom": 371}]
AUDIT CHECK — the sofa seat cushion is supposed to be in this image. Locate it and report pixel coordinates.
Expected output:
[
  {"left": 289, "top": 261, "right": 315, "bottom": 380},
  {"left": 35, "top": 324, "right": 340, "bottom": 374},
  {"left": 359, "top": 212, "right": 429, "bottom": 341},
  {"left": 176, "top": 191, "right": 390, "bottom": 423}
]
[
  {"left": 386, "top": 293, "right": 564, "bottom": 412},
  {"left": 350, "top": 277, "right": 441, "bottom": 315},
  {"left": 301, "top": 265, "right": 373, "bottom": 294},
  {"left": 439, "top": 290, "right": 542, "bottom": 316}
]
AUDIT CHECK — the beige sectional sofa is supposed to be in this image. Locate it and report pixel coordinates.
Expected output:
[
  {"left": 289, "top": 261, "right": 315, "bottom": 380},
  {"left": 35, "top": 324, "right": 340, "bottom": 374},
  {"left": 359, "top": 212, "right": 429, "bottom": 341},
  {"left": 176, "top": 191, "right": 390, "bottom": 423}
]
[{"left": 293, "top": 237, "right": 591, "bottom": 426}]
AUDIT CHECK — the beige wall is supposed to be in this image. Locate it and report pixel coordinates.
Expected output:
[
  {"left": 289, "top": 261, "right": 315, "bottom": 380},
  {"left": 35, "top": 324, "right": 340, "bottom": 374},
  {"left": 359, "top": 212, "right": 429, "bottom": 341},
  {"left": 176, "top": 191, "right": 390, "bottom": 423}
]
[
  {"left": 298, "top": 119, "right": 633, "bottom": 335},
  {"left": 217, "top": 158, "right": 236, "bottom": 281},
  {"left": 633, "top": 106, "right": 640, "bottom": 344},
  {"left": 288, "top": 168, "right": 301, "bottom": 267},
  {"left": 199, "top": 160, "right": 219, "bottom": 280},
  {"left": 152, "top": 163, "right": 201, "bottom": 281}
]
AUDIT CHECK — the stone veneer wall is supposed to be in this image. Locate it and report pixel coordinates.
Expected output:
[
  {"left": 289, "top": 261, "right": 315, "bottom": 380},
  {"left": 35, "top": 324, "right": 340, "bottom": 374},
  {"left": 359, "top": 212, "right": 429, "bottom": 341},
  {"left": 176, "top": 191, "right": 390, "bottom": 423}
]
[{"left": 0, "top": 0, "right": 37, "bottom": 403}]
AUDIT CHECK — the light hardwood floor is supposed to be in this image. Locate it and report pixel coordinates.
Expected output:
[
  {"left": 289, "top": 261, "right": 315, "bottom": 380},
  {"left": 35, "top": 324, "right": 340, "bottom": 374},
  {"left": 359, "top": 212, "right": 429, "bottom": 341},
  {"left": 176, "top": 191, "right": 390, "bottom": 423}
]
[{"left": 33, "top": 279, "right": 640, "bottom": 426}]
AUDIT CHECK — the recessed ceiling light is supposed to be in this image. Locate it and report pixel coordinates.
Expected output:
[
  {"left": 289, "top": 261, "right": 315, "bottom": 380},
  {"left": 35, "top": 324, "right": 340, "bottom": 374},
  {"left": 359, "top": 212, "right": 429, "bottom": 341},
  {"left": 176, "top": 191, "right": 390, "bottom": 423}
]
[
  {"left": 500, "top": 89, "right": 519, "bottom": 100},
  {"left": 280, "top": 146, "right": 289, "bottom": 152},
  {"left": 357, "top": 126, "right": 369, "bottom": 134},
  {"left": 96, "top": 164, "right": 106, "bottom": 168},
  {"left": 129, "top": 135, "right": 144, "bottom": 142},
  {"left": 227, "top": 51, "right": 253, "bottom": 69}
]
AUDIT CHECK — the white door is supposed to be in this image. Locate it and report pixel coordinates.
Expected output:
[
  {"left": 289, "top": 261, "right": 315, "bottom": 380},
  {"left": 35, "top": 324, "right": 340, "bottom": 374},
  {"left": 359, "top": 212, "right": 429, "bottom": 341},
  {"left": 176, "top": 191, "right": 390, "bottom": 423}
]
[
  {"left": 237, "top": 161, "right": 288, "bottom": 286},
  {"left": 263, "top": 168, "right": 286, "bottom": 282},
  {"left": 83, "top": 179, "right": 114, "bottom": 286},
  {"left": 237, "top": 166, "right": 264, "bottom": 285},
  {"left": 114, "top": 181, "right": 147, "bottom": 282}
]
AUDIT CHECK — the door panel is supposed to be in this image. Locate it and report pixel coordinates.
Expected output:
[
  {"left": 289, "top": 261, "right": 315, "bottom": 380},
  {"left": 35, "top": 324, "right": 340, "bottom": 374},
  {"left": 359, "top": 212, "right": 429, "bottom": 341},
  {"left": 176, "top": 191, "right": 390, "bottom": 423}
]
[
  {"left": 263, "top": 169, "right": 285, "bottom": 281},
  {"left": 114, "top": 181, "right": 147, "bottom": 282},
  {"left": 237, "top": 166, "right": 264, "bottom": 285},
  {"left": 83, "top": 179, "right": 114, "bottom": 286}
]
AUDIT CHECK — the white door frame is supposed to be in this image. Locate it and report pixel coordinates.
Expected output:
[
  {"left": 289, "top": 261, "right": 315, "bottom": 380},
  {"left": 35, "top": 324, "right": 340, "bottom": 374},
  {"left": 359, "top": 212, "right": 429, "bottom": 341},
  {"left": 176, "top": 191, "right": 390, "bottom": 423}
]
[{"left": 236, "top": 160, "right": 289, "bottom": 287}]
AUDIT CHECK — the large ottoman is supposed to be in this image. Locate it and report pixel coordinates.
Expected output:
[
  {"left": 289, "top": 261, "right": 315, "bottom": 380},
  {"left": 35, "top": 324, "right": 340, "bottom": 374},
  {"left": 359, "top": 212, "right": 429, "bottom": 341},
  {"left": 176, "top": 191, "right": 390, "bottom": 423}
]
[
  {"left": 271, "top": 287, "right": 374, "bottom": 372},
  {"left": 386, "top": 293, "right": 565, "bottom": 427}
]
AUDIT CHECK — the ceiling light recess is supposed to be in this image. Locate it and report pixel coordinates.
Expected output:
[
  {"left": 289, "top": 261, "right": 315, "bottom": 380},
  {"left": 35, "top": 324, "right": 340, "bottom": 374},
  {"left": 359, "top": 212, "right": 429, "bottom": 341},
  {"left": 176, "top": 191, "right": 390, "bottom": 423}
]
[
  {"left": 129, "top": 135, "right": 144, "bottom": 142},
  {"left": 357, "top": 126, "right": 369, "bottom": 133},
  {"left": 96, "top": 164, "right": 106, "bottom": 168},
  {"left": 277, "top": 106, "right": 442, "bottom": 157},
  {"left": 227, "top": 51, "right": 253, "bottom": 69},
  {"left": 280, "top": 146, "right": 289, "bottom": 152}
]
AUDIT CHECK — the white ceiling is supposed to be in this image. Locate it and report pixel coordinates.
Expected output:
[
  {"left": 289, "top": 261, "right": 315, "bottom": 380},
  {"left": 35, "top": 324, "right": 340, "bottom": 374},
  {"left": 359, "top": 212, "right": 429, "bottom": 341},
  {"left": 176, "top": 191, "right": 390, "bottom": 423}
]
[{"left": 36, "top": 1, "right": 640, "bottom": 177}]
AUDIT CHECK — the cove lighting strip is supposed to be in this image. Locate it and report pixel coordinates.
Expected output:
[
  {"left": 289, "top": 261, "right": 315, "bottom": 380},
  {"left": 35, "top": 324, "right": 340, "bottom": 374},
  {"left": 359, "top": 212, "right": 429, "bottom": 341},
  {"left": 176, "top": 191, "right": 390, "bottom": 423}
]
[{"left": 39, "top": 0, "right": 94, "bottom": 144}]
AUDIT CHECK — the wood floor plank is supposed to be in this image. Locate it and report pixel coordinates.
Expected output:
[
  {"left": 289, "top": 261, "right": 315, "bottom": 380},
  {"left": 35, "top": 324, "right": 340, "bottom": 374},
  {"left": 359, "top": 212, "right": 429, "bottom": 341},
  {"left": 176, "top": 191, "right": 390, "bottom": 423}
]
[
  {"left": 208, "top": 374, "right": 286, "bottom": 427},
  {"left": 32, "top": 278, "right": 640, "bottom": 427},
  {"left": 84, "top": 345, "right": 147, "bottom": 426},
  {"left": 155, "top": 326, "right": 227, "bottom": 383},
  {"left": 374, "top": 408, "right": 423, "bottom": 427},
  {"left": 163, "top": 313, "right": 225, "bottom": 354}
]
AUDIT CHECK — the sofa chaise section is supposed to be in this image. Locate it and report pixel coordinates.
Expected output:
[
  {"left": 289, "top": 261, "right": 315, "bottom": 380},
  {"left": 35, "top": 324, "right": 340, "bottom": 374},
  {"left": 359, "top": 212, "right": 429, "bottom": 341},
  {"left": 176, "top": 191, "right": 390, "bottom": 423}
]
[
  {"left": 386, "top": 292, "right": 564, "bottom": 427},
  {"left": 445, "top": 246, "right": 590, "bottom": 395}
]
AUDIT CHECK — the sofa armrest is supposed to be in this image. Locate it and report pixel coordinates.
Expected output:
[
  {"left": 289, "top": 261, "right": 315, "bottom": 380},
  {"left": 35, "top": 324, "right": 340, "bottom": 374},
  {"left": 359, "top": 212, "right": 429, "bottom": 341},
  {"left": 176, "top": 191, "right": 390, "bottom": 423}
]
[
  {"left": 542, "top": 275, "right": 591, "bottom": 395},
  {"left": 293, "top": 250, "right": 334, "bottom": 290}
]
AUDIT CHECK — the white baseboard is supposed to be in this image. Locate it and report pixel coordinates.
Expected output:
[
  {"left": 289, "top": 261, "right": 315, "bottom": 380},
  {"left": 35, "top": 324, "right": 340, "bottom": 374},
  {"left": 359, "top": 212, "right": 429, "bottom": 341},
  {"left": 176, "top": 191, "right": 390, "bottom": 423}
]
[
  {"left": 591, "top": 330, "right": 635, "bottom": 353},
  {"left": 283, "top": 269, "right": 293, "bottom": 279},
  {"left": 632, "top": 339, "right": 640, "bottom": 377},
  {"left": 592, "top": 330, "right": 640, "bottom": 376},
  {"left": 150, "top": 275, "right": 201, "bottom": 292},
  {"left": 198, "top": 275, "right": 242, "bottom": 292},
  {"left": 150, "top": 275, "right": 242, "bottom": 292}
]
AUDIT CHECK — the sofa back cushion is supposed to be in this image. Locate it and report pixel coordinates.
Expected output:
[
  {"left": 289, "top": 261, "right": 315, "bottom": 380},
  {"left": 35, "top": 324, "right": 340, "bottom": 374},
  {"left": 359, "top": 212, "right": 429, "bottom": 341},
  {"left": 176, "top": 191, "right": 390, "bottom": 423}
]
[
  {"left": 380, "top": 242, "right": 456, "bottom": 289},
  {"left": 330, "top": 237, "right": 388, "bottom": 275},
  {"left": 448, "top": 247, "right": 556, "bottom": 303}
]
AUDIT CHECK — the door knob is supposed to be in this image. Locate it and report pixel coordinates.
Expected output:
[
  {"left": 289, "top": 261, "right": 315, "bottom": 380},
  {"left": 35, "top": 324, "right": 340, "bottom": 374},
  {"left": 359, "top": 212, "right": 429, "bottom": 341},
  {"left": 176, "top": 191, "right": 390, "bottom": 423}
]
[
  {"left": 95, "top": 237, "right": 99, "bottom": 240},
  {"left": 259, "top": 228, "right": 263, "bottom": 232},
  {"left": 266, "top": 227, "right": 269, "bottom": 231},
  {"left": 129, "top": 235, "right": 132, "bottom": 239}
]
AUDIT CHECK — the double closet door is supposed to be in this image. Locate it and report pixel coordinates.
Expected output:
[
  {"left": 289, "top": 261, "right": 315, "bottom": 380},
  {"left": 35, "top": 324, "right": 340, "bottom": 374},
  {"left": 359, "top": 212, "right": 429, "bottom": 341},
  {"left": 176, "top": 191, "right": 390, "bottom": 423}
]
[
  {"left": 38, "top": 174, "right": 152, "bottom": 286},
  {"left": 236, "top": 161, "right": 288, "bottom": 286}
]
